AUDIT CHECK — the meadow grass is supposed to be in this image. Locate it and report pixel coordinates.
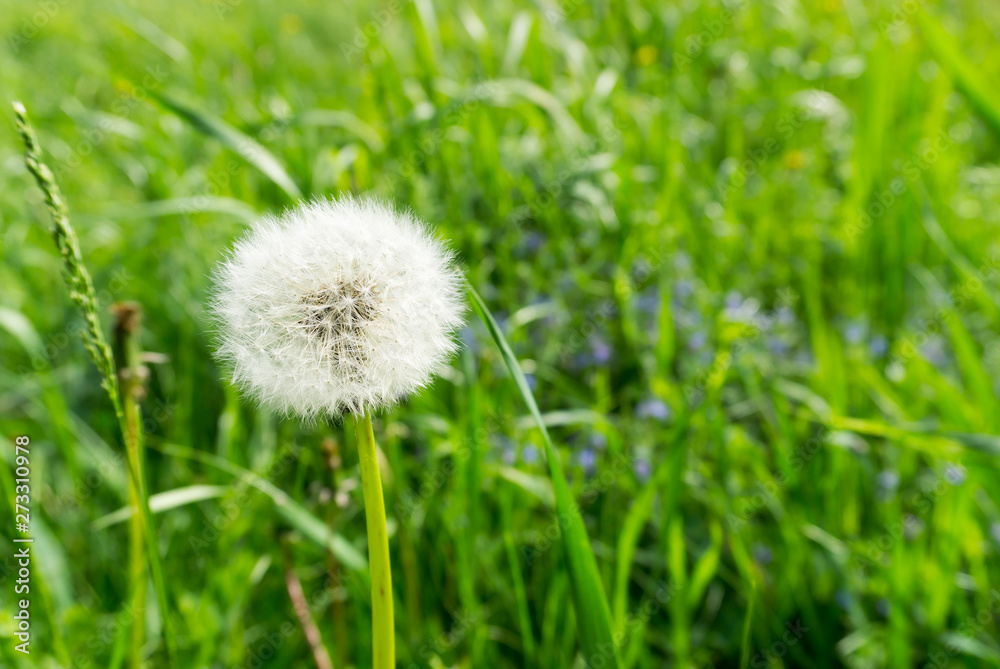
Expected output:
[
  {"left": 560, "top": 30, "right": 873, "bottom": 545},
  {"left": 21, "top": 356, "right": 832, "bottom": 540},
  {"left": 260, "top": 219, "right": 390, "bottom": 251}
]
[{"left": 2, "top": 0, "right": 1000, "bottom": 667}]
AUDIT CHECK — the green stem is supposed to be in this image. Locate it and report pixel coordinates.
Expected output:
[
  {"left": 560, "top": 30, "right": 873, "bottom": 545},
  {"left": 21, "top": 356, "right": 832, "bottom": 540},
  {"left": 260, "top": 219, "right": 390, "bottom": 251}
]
[
  {"left": 354, "top": 414, "right": 395, "bottom": 669},
  {"left": 127, "top": 460, "right": 146, "bottom": 667},
  {"left": 117, "top": 306, "right": 146, "bottom": 669}
]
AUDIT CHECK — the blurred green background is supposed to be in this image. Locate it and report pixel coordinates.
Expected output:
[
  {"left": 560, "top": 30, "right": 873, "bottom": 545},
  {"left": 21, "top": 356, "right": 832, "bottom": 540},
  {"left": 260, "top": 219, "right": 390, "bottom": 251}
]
[{"left": 2, "top": 0, "right": 1000, "bottom": 667}]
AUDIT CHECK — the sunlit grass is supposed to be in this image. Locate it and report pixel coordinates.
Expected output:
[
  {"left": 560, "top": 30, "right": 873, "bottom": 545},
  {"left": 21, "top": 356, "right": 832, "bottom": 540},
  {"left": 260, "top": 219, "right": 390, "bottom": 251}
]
[{"left": 2, "top": 0, "right": 1000, "bottom": 667}]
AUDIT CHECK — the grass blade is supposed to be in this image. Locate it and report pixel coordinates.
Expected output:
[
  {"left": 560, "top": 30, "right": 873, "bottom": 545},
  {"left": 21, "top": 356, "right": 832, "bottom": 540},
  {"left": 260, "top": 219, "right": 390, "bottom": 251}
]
[
  {"left": 154, "top": 92, "right": 303, "bottom": 200},
  {"left": 157, "top": 442, "right": 368, "bottom": 573},
  {"left": 468, "top": 283, "right": 620, "bottom": 668},
  {"left": 739, "top": 580, "right": 757, "bottom": 669},
  {"left": 299, "top": 109, "right": 386, "bottom": 153},
  {"left": 916, "top": 9, "right": 1000, "bottom": 135},
  {"left": 92, "top": 484, "right": 230, "bottom": 530}
]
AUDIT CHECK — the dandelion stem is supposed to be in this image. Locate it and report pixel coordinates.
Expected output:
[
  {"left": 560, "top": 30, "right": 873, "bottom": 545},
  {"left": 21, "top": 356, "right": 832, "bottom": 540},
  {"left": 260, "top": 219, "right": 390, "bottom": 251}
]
[{"left": 354, "top": 414, "right": 394, "bottom": 669}]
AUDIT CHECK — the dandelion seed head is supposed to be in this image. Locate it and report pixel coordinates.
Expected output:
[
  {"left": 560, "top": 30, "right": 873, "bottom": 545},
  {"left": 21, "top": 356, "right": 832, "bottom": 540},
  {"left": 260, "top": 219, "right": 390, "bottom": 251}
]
[{"left": 211, "top": 196, "right": 466, "bottom": 418}]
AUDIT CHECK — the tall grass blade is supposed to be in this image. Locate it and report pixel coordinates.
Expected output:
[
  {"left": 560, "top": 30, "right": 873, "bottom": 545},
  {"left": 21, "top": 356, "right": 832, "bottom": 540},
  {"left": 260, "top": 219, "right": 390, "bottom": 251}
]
[
  {"left": 468, "top": 283, "right": 620, "bottom": 668},
  {"left": 739, "top": 580, "right": 757, "bottom": 669},
  {"left": 14, "top": 101, "right": 177, "bottom": 663},
  {"left": 916, "top": 10, "right": 1000, "bottom": 135}
]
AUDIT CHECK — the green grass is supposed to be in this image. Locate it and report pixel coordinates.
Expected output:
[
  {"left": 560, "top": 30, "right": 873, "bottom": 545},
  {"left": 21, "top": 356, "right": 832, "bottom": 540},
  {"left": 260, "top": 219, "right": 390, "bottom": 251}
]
[{"left": 2, "top": 0, "right": 1000, "bottom": 667}]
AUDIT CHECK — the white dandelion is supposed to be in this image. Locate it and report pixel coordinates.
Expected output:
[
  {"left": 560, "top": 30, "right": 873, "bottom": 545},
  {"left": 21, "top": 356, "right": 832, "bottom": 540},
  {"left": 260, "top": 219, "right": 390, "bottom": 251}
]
[{"left": 211, "top": 195, "right": 466, "bottom": 418}]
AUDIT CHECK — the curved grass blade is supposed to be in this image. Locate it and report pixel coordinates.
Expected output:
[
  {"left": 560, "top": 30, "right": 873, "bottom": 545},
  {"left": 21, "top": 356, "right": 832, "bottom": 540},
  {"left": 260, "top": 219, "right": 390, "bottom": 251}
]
[
  {"left": 916, "top": 9, "right": 1000, "bottom": 136},
  {"left": 299, "top": 109, "right": 386, "bottom": 154},
  {"left": 92, "top": 484, "right": 230, "bottom": 530},
  {"left": 153, "top": 92, "right": 303, "bottom": 200},
  {"left": 480, "top": 78, "right": 584, "bottom": 145},
  {"left": 495, "top": 465, "right": 554, "bottom": 507},
  {"left": 468, "top": 283, "right": 620, "bottom": 668},
  {"left": 93, "top": 196, "right": 259, "bottom": 224},
  {"left": 157, "top": 442, "right": 368, "bottom": 573}
]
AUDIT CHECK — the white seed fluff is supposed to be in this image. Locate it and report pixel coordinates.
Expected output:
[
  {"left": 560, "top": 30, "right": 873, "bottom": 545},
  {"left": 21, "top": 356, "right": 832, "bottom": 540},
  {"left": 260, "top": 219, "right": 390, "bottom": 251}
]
[{"left": 211, "top": 196, "right": 465, "bottom": 418}]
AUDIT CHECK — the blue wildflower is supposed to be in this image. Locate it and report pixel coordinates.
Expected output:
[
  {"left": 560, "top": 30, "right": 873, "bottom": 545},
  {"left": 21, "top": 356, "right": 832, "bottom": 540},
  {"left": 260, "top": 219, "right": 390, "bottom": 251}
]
[
  {"left": 460, "top": 326, "right": 480, "bottom": 355},
  {"left": 589, "top": 337, "right": 612, "bottom": 364},
  {"left": 844, "top": 321, "right": 864, "bottom": 345},
  {"left": 688, "top": 330, "right": 707, "bottom": 351},
  {"left": 944, "top": 463, "right": 966, "bottom": 486},
  {"left": 523, "top": 231, "right": 546, "bottom": 251},
  {"left": 776, "top": 306, "right": 795, "bottom": 325},
  {"left": 524, "top": 372, "right": 538, "bottom": 391},
  {"left": 635, "top": 288, "right": 660, "bottom": 314},
  {"left": 869, "top": 334, "right": 888, "bottom": 358},
  {"left": 877, "top": 470, "right": 899, "bottom": 491},
  {"left": 674, "top": 279, "right": 694, "bottom": 300},
  {"left": 767, "top": 336, "right": 789, "bottom": 355},
  {"left": 725, "top": 291, "right": 743, "bottom": 311},
  {"left": 636, "top": 398, "right": 670, "bottom": 421},
  {"left": 752, "top": 544, "right": 773, "bottom": 566},
  {"left": 876, "top": 599, "right": 891, "bottom": 618},
  {"left": 835, "top": 590, "right": 853, "bottom": 611},
  {"left": 921, "top": 337, "right": 947, "bottom": 368}
]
